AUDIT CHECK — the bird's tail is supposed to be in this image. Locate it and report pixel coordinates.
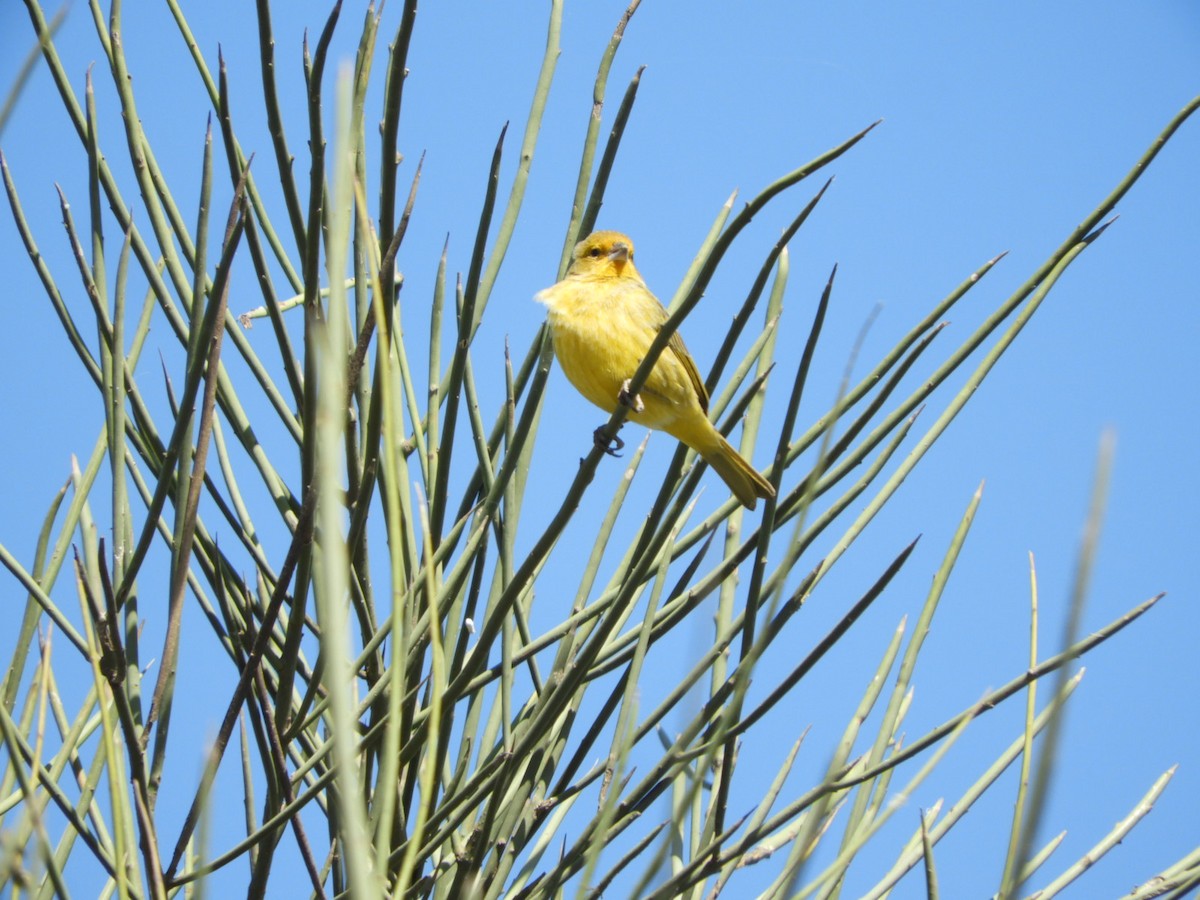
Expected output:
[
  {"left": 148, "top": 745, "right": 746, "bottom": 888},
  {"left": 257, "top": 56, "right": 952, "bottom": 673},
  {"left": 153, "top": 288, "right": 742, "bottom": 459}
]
[{"left": 700, "top": 433, "right": 775, "bottom": 510}]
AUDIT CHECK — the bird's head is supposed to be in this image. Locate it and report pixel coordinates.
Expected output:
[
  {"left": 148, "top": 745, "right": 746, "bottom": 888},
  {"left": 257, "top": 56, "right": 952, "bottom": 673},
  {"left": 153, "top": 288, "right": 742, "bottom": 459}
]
[{"left": 568, "top": 230, "right": 641, "bottom": 280}]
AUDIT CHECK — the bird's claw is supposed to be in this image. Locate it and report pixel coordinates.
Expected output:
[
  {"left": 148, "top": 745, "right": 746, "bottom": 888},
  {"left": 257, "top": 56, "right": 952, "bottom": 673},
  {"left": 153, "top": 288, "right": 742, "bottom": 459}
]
[
  {"left": 593, "top": 426, "right": 625, "bottom": 457},
  {"left": 618, "top": 379, "right": 645, "bottom": 413}
]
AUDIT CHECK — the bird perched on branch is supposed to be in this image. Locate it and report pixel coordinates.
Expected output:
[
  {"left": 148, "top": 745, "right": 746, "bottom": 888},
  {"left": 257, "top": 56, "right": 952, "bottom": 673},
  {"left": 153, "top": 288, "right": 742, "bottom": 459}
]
[{"left": 537, "top": 230, "right": 775, "bottom": 510}]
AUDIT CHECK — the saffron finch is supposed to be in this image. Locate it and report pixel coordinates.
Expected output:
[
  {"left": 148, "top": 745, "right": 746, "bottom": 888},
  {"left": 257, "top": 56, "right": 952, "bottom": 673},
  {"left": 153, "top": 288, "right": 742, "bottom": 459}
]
[{"left": 537, "top": 230, "right": 775, "bottom": 510}]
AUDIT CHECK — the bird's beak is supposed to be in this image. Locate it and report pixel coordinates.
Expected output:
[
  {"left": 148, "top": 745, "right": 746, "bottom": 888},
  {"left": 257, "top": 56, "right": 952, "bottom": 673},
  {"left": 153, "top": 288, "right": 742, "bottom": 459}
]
[{"left": 608, "top": 242, "right": 630, "bottom": 263}]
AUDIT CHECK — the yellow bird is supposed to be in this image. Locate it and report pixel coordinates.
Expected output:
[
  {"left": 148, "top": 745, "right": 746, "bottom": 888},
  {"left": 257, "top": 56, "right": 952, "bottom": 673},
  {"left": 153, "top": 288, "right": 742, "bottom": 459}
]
[{"left": 537, "top": 230, "right": 775, "bottom": 510}]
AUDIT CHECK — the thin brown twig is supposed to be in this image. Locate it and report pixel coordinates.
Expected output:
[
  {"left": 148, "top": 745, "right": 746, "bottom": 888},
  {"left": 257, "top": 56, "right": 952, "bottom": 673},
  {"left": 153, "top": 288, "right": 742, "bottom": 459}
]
[
  {"left": 346, "top": 152, "right": 423, "bottom": 406},
  {"left": 75, "top": 548, "right": 167, "bottom": 898},
  {"left": 252, "top": 664, "right": 328, "bottom": 898},
  {"left": 164, "top": 486, "right": 316, "bottom": 882},
  {"left": 143, "top": 166, "right": 250, "bottom": 747}
]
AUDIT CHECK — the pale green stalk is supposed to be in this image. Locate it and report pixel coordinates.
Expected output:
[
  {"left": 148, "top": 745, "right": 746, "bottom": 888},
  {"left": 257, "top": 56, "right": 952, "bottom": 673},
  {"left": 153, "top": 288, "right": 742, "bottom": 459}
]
[{"left": 313, "top": 67, "right": 377, "bottom": 897}]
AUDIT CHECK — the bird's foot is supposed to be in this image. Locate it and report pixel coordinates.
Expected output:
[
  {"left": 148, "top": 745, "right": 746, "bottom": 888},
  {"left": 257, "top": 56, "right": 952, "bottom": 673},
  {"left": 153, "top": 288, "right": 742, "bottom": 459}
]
[
  {"left": 618, "top": 379, "right": 645, "bottom": 413},
  {"left": 593, "top": 426, "right": 625, "bottom": 457}
]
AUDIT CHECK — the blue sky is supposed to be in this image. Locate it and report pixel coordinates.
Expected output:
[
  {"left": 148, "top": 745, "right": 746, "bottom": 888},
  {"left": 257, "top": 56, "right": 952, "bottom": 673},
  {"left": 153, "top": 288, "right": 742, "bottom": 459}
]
[{"left": 1, "top": 2, "right": 1197, "bottom": 896}]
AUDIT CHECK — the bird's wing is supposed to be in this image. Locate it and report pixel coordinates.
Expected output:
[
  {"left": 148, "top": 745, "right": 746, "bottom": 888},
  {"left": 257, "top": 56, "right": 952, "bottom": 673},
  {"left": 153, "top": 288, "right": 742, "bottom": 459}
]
[
  {"left": 666, "top": 330, "right": 709, "bottom": 414},
  {"left": 639, "top": 283, "right": 711, "bottom": 415}
]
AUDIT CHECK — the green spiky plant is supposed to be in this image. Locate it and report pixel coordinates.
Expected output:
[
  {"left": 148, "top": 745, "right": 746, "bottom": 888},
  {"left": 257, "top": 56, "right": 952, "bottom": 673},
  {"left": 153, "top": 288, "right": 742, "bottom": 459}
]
[{"left": 1, "top": 2, "right": 1197, "bottom": 898}]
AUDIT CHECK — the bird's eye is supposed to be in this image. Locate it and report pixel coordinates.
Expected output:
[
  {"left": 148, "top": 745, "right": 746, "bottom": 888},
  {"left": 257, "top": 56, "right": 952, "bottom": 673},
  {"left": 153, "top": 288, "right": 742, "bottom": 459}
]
[{"left": 588, "top": 247, "right": 602, "bottom": 258}]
